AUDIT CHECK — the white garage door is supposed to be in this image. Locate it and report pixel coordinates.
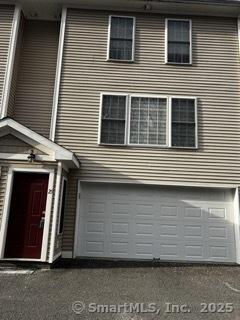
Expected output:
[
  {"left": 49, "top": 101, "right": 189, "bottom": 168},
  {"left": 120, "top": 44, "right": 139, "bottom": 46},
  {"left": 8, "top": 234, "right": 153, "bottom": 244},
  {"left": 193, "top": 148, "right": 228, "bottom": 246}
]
[{"left": 76, "top": 183, "right": 236, "bottom": 263}]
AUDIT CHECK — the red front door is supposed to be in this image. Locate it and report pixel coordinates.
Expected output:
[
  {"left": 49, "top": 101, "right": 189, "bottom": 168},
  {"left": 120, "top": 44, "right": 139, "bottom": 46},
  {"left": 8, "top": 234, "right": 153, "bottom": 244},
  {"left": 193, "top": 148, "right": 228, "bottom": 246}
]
[{"left": 4, "top": 173, "right": 49, "bottom": 259}]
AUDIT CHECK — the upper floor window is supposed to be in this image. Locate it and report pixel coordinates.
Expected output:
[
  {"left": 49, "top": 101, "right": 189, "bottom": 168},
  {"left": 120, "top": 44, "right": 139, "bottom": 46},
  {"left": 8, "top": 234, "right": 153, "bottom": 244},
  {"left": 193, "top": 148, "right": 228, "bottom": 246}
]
[
  {"left": 99, "top": 94, "right": 197, "bottom": 149},
  {"left": 107, "top": 16, "right": 135, "bottom": 62},
  {"left": 166, "top": 19, "right": 192, "bottom": 65}
]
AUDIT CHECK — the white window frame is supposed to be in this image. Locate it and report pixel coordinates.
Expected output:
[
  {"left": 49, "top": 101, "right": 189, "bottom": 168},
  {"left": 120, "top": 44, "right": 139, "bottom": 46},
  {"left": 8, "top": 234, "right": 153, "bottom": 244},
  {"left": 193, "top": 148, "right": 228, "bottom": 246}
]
[
  {"left": 98, "top": 92, "right": 129, "bottom": 146},
  {"left": 127, "top": 94, "right": 169, "bottom": 148},
  {"left": 165, "top": 18, "right": 192, "bottom": 65},
  {"left": 169, "top": 96, "right": 198, "bottom": 149},
  {"left": 98, "top": 93, "right": 198, "bottom": 149},
  {"left": 107, "top": 15, "right": 136, "bottom": 62},
  {"left": 57, "top": 176, "right": 68, "bottom": 235}
]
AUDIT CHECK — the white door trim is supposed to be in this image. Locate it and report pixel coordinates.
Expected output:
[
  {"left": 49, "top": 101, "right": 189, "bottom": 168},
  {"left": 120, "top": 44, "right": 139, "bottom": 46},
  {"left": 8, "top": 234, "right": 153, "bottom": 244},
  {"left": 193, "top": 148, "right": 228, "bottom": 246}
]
[
  {"left": 1, "top": 5, "right": 21, "bottom": 119},
  {"left": 0, "top": 167, "right": 55, "bottom": 262}
]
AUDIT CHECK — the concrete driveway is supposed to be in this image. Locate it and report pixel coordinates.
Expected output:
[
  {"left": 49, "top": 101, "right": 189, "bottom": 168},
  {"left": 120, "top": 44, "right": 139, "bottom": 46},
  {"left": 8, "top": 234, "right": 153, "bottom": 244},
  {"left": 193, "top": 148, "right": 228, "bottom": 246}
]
[{"left": 0, "top": 265, "right": 240, "bottom": 319}]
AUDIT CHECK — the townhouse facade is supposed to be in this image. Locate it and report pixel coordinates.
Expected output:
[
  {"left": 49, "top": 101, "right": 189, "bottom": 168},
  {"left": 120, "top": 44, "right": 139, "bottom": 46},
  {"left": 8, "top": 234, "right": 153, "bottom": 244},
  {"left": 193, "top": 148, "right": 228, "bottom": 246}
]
[{"left": 0, "top": 0, "right": 240, "bottom": 264}]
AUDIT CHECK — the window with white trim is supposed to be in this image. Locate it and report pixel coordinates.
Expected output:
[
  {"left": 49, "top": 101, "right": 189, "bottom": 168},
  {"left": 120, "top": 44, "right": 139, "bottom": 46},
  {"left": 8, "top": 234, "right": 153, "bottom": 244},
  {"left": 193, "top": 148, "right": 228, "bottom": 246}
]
[
  {"left": 166, "top": 19, "right": 192, "bottom": 64},
  {"left": 171, "top": 98, "right": 196, "bottom": 148},
  {"left": 129, "top": 97, "right": 167, "bottom": 146},
  {"left": 100, "top": 94, "right": 127, "bottom": 145},
  {"left": 108, "top": 16, "right": 135, "bottom": 61},
  {"left": 99, "top": 94, "right": 197, "bottom": 148}
]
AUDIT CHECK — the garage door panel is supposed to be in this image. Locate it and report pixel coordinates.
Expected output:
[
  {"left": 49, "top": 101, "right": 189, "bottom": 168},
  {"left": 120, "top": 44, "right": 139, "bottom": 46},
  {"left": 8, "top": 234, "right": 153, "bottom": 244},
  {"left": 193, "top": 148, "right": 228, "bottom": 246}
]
[
  {"left": 76, "top": 183, "right": 236, "bottom": 263},
  {"left": 160, "top": 204, "right": 179, "bottom": 219},
  {"left": 207, "top": 206, "right": 234, "bottom": 223},
  {"left": 109, "top": 240, "right": 130, "bottom": 257},
  {"left": 207, "top": 223, "right": 235, "bottom": 242},
  {"left": 208, "top": 241, "right": 235, "bottom": 262},
  {"left": 82, "top": 238, "right": 105, "bottom": 256},
  {"left": 135, "top": 202, "right": 157, "bottom": 219},
  {"left": 158, "top": 221, "right": 183, "bottom": 240},
  {"left": 82, "top": 200, "right": 106, "bottom": 218},
  {"left": 111, "top": 221, "right": 130, "bottom": 237},
  {"left": 184, "top": 224, "right": 204, "bottom": 240},
  {"left": 134, "top": 220, "right": 155, "bottom": 237},
  {"left": 134, "top": 241, "right": 155, "bottom": 259},
  {"left": 84, "top": 220, "right": 105, "bottom": 235},
  {"left": 183, "top": 206, "right": 205, "bottom": 220},
  {"left": 160, "top": 242, "right": 183, "bottom": 260},
  {"left": 184, "top": 242, "right": 206, "bottom": 261},
  {"left": 80, "top": 217, "right": 105, "bottom": 233},
  {"left": 110, "top": 201, "right": 133, "bottom": 219}
]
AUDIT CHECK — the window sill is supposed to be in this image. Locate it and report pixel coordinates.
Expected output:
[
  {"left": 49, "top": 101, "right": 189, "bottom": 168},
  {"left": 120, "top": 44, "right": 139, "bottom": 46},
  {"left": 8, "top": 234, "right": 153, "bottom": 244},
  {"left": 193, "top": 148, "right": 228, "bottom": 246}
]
[
  {"left": 99, "top": 143, "right": 127, "bottom": 147},
  {"left": 165, "top": 62, "right": 192, "bottom": 66},
  {"left": 106, "top": 59, "right": 135, "bottom": 64},
  {"left": 99, "top": 143, "right": 198, "bottom": 150},
  {"left": 169, "top": 146, "right": 198, "bottom": 150}
]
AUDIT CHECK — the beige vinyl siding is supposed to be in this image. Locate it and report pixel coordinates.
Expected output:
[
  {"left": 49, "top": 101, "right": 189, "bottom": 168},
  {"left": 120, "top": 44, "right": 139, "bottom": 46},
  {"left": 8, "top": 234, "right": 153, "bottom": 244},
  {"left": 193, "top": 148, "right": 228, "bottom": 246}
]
[
  {"left": 13, "top": 20, "right": 59, "bottom": 138},
  {"left": 56, "top": 9, "right": 240, "bottom": 186},
  {"left": 0, "top": 5, "right": 14, "bottom": 112},
  {"left": 56, "top": 10, "right": 240, "bottom": 251},
  {"left": 56, "top": 168, "right": 69, "bottom": 254},
  {"left": 0, "top": 166, "right": 8, "bottom": 226},
  {"left": 62, "top": 171, "right": 77, "bottom": 251},
  {"left": 0, "top": 134, "right": 45, "bottom": 154},
  {"left": 7, "top": 13, "right": 24, "bottom": 117}
]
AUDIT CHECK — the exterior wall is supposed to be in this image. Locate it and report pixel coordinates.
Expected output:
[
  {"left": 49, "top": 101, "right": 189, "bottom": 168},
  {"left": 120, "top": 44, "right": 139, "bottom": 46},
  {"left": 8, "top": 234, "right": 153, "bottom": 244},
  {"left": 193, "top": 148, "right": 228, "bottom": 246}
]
[
  {"left": 13, "top": 20, "right": 59, "bottom": 138},
  {"left": 56, "top": 9, "right": 240, "bottom": 251},
  {"left": 56, "top": 9, "right": 240, "bottom": 186},
  {"left": 0, "top": 5, "right": 15, "bottom": 113}
]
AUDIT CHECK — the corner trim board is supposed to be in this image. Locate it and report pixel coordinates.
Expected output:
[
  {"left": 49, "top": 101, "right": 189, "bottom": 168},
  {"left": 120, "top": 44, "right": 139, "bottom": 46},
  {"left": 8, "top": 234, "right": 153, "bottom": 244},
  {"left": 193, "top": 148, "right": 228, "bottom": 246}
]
[
  {"left": 1, "top": 5, "right": 21, "bottom": 119},
  {"left": 49, "top": 6, "right": 67, "bottom": 141},
  {"left": 49, "top": 162, "right": 62, "bottom": 263}
]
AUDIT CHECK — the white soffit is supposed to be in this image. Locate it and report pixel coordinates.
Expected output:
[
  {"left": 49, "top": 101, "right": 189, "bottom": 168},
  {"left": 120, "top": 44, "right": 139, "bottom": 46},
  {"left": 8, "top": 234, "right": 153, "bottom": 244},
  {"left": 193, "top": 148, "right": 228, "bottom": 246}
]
[{"left": 0, "top": 0, "right": 240, "bottom": 20}]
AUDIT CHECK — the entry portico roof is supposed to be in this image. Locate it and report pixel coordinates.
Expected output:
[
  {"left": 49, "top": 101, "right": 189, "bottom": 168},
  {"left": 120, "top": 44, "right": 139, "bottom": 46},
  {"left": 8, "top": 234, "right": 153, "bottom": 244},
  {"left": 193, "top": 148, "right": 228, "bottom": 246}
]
[{"left": 0, "top": 117, "right": 80, "bottom": 169}]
